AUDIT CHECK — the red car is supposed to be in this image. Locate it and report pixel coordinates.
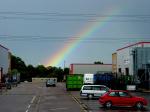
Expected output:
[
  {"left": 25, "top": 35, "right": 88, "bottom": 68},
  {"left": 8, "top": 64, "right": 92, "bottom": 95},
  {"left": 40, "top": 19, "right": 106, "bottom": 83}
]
[{"left": 99, "top": 90, "right": 148, "bottom": 109}]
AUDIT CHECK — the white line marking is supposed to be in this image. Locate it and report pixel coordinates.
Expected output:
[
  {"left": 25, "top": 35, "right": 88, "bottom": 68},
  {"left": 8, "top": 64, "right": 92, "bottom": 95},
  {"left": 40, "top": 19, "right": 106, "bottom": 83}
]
[
  {"left": 31, "top": 96, "right": 36, "bottom": 104},
  {"left": 28, "top": 105, "right": 31, "bottom": 109},
  {"left": 25, "top": 96, "right": 36, "bottom": 112}
]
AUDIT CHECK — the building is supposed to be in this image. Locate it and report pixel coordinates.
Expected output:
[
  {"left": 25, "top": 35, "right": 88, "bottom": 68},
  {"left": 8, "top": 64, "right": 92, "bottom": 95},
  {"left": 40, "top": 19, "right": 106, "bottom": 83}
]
[
  {"left": 113, "top": 42, "right": 150, "bottom": 89},
  {"left": 0, "top": 44, "right": 11, "bottom": 82},
  {"left": 70, "top": 63, "right": 112, "bottom": 74},
  {"left": 112, "top": 53, "right": 117, "bottom": 74}
]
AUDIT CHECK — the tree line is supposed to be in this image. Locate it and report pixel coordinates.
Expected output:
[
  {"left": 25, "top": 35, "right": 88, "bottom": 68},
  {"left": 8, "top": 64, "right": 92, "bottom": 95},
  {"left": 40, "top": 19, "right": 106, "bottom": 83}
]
[{"left": 11, "top": 55, "right": 69, "bottom": 82}]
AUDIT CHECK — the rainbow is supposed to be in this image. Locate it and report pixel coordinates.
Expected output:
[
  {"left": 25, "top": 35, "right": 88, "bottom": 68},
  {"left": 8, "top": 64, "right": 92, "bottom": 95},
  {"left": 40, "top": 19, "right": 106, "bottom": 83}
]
[{"left": 44, "top": 9, "right": 117, "bottom": 67}]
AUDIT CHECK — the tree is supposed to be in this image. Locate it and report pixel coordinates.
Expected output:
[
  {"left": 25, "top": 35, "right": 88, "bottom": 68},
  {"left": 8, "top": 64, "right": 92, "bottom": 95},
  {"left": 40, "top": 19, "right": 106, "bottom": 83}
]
[
  {"left": 11, "top": 54, "right": 67, "bottom": 82},
  {"left": 64, "top": 68, "right": 69, "bottom": 75},
  {"left": 11, "top": 55, "right": 27, "bottom": 81},
  {"left": 35, "top": 65, "right": 48, "bottom": 77},
  {"left": 94, "top": 61, "right": 103, "bottom": 64}
]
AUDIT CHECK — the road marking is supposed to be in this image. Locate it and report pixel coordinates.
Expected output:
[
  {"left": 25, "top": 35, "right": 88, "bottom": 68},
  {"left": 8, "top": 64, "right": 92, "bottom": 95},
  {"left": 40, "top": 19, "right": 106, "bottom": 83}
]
[
  {"left": 28, "top": 105, "right": 31, "bottom": 109},
  {"left": 25, "top": 96, "right": 36, "bottom": 112},
  {"left": 70, "top": 94, "right": 88, "bottom": 112},
  {"left": 31, "top": 96, "right": 36, "bottom": 104}
]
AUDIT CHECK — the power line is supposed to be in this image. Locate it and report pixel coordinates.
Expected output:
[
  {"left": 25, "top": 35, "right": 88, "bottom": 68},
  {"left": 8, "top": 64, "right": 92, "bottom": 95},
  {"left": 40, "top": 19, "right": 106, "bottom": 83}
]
[
  {"left": 0, "top": 35, "right": 149, "bottom": 43},
  {"left": 0, "top": 11, "right": 150, "bottom": 17},
  {"left": 0, "top": 11, "right": 150, "bottom": 22},
  {"left": 0, "top": 16, "right": 150, "bottom": 23}
]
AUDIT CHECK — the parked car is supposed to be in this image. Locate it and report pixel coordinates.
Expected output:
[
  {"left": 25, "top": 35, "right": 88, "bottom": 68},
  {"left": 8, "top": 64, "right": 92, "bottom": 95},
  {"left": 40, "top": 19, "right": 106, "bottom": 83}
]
[
  {"left": 80, "top": 85, "right": 109, "bottom": 99},
  {"left": 99, "top": 90, "right": 148, "bottom": 109},
  {"left": 46, "top": 78, "right": 57, "bottom": 87}
]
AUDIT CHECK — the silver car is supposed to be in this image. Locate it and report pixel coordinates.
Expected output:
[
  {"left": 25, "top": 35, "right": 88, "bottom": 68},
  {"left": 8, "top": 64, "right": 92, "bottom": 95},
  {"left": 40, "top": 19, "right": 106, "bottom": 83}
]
[
  {"left": 80, "top": 85, "right": 109, "bottom": 99},
  {"left": 46, "top": 79, "right": 56, "bottom": 87}
]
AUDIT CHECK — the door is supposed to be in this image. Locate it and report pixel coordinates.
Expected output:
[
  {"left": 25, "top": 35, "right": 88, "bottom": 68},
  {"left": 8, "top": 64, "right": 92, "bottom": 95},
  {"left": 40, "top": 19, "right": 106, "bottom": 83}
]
[
  {"left": 119, "top": 91, "right": 133, "bottom": 106},
  {"left": 93, "top": 86, "right": 107, "bottom": 97}
]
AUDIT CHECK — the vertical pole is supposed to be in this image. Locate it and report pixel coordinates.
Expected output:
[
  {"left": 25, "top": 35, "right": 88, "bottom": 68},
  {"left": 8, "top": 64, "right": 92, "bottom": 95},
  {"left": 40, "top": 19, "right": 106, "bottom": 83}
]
[
  {"left": 63, "top": 60, "right": 66, "bottom": 81},
  {"left": 0, "top": 67, "right": 2, "bottom": 83},
  {"left": 64, "top": 60, "right": 66, "bottom": 70}
]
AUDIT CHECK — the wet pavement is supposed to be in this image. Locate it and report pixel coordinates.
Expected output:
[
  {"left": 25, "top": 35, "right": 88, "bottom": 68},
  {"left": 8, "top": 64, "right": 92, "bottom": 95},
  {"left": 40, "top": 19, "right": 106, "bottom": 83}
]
[{"left": 70, "top": 90, "right": 150, "bottom": 112}]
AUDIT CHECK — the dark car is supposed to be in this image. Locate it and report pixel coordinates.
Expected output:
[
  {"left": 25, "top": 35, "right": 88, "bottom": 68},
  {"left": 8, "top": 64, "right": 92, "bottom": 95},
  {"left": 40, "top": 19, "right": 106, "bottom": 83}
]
[{"left": 99, "top": 90, "right": 148, "bottom": 110}]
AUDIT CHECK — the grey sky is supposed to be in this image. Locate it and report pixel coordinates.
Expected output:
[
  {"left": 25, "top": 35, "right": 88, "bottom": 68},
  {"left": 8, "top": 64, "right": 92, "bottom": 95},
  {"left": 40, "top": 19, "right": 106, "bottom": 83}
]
[{"left": 0, "top": 0, "right": 150, "bottom": 68}]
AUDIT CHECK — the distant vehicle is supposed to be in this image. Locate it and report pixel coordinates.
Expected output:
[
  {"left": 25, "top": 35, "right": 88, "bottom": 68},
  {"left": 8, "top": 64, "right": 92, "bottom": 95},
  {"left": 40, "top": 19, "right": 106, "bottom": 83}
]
[
  {"left": 83, "top": 73, "right": 94, "bottom": 84},
  {"left": 99, "top": 90, "right": 148, "bottom": 110},
  {"left": 80, "top": 85, "right": 109, "bottom": 99},
  {"left": 46, "top": 78, "right": 57, "bottom": 87}
]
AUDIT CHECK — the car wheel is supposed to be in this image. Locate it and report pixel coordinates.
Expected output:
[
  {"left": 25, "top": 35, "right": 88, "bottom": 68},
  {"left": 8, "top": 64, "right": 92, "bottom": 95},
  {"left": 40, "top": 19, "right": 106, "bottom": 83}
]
[
  {"left": 105, "top": 101, "right": 112, "bottom": 108},
  {"left": 88, "top": 94, "right": 93, "bottom": 99},
  {"left": 135, "top": 102, "right": 143, "bottom": 110}
]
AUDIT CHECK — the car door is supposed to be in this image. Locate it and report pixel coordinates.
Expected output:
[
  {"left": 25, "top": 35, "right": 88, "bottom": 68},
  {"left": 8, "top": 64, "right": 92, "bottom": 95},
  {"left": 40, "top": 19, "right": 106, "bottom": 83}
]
[
  {"left": 93, "top": 86, "right": 101, "bottom": 97},
  {"left": 108, "top": 92, "right": 120, "bottom": 106},
  {"left": 119, "top": 91, "right": 133, "bottom": 106},
  {"left": 93, "top": 86, "right": 107, "bottom": 97}
]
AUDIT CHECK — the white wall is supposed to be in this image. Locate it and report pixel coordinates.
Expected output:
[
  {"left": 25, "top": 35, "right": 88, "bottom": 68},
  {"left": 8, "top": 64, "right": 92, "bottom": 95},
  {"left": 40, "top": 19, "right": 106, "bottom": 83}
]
[
  {"left": 116, "top": 42, "right": 150, "bottom": 76},
  {"left": 0, "top": 46, "right": 10, "bottom": 75},
  {"left": 70, "top": 64, "right": 112, "bottom": 74},
  {"left": 117, "top": 47, "right": 133, "bottom": 75}
]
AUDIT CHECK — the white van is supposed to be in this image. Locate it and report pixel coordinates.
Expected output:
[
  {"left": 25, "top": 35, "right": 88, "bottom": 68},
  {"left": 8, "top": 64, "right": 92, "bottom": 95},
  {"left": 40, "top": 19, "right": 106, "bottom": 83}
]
[{"left": 80, "top": 85, "right": 109, "bottom": 99}]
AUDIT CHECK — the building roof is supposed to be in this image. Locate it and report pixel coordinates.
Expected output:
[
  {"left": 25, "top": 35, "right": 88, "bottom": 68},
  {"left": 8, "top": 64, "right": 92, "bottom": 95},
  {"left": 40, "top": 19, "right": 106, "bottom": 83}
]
[
  {"left": 70, "top": 63, "right": 112, "bottom": 65},
  {"left": 117, "top": 41, "right": 150, "bottom": 51},
  {"left": 0, "top": 44, "right": 9, "bottom": 51}
]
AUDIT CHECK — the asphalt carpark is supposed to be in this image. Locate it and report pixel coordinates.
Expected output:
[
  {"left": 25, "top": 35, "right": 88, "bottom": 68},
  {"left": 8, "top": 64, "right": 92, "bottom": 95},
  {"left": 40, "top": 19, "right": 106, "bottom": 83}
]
[{"left": 69, "top": 88, "right": 150, "bottom": 112}]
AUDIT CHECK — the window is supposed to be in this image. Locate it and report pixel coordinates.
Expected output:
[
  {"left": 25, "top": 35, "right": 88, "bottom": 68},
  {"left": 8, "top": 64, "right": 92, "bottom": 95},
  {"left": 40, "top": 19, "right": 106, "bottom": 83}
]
[
  {"left": 118, "top": 68, "right": 122, "bottom": 73},
  {"left": 119, "top": 92, "right": 130, "bottom": 97},
  {"left": 93, "top": 86, "right": 100, "bottom": 90},
  {"left": 109, "top": 92, "right": 118, "bottom": 97},
  {"left": 125, "top": 68, "right": 129, "bottom": 75},
  {"left": 83, "top": 86, "right": 92, "bottom": 90},
  {"left": 100, "top": 86, "right": 107, "bottom": 91}
]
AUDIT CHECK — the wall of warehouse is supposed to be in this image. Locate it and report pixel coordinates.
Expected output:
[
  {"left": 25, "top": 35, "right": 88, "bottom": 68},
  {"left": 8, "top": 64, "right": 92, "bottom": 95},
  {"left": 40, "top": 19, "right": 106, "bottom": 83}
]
[
  {"left": 117, "top": 47, "right": 134, "bottom": 76},
  {"left": 70, "top": 64, "right": 112, "bottom": 74},
  {"left": 116, "top": 42, "right": 150, "bottom": 76},
  {"left": 0, "top": 45, "right": 11, "bottom": 75}
]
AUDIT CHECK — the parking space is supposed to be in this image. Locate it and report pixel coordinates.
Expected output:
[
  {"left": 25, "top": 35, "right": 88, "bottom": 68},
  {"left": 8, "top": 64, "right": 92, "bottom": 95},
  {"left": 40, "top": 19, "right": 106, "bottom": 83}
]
[{"left": 70, "top": 90, "right": 150, "bottom": 112}]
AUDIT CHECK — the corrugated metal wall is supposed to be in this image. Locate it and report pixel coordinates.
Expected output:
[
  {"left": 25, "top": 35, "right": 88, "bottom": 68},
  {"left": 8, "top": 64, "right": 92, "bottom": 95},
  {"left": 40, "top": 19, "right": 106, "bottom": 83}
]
[
  {"left": 135, "top": 47, "right": 150, "bottom": 70},
  {"left": 134, "top": 47, "right": 150, "bottom": 89}
]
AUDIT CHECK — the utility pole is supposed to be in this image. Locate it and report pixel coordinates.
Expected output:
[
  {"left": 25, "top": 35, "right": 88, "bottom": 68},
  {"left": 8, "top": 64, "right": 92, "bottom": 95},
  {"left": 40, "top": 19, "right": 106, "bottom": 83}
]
[
  {"left": 64, "top": 60, "right": 66, "bottom": 70},
  {"left": 63, "top": 60, "right": 66, "bottom": 81}
]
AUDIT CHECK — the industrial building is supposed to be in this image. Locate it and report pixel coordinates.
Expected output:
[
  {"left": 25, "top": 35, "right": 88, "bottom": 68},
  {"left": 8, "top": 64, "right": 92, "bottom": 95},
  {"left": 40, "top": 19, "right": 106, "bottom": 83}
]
[
  {"left": 70, "top": 63, "right": 112, "bottom": 74},
  {"left": 0, "top": 44, "right": 11, "bottom": 82},
  {"left": 112, "top": 42, "right": 150, "bottom": 89}
]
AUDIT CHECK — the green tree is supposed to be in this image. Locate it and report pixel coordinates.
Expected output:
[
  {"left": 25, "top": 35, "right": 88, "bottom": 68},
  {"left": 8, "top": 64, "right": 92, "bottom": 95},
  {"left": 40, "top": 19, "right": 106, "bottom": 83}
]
[
  {"left": 35, "top": 65, "right": 48, "bottom": 77},
  {"left": 11, "top": 55, "right": 27, "bottom": 81},
  {"left": 11, "top": 55, "right": 66, "bottom": 82},
  {"left": 94, "top": 61, "right": 103, "bottom": 64},
  {"left": 64, "top": 68, "right": 69, "bottom": 75}
]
